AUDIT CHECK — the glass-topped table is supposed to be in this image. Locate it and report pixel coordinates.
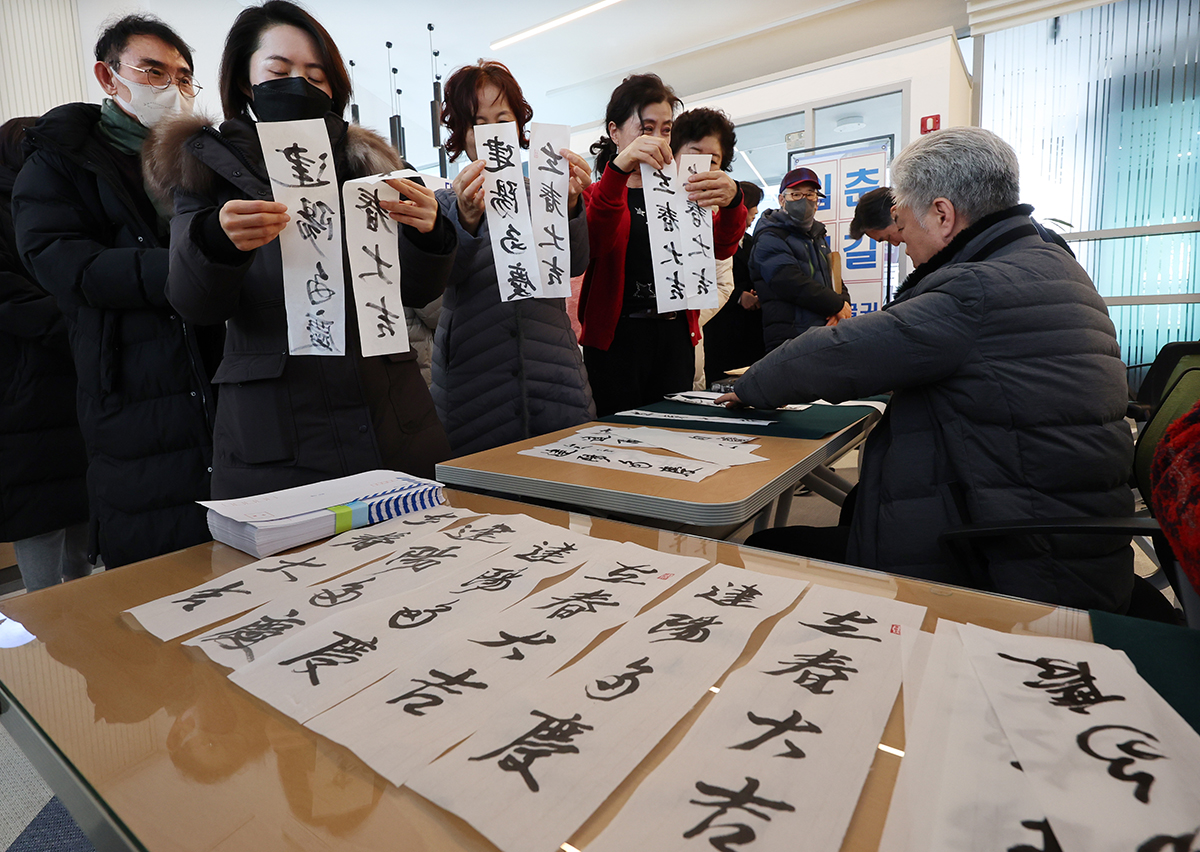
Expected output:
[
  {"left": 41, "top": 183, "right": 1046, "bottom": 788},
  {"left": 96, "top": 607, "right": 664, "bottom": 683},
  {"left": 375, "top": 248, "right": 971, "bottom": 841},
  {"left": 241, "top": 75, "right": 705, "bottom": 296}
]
[{"left": 0, "top": 490, "right": 1089, "bottom": 852}]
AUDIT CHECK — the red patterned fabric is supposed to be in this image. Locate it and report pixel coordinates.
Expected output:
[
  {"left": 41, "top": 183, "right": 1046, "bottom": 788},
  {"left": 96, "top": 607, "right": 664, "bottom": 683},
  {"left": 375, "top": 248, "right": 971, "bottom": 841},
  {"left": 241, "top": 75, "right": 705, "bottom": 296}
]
[{"left": 1150, "top": 398, "right": 1200, "bottom": 594}]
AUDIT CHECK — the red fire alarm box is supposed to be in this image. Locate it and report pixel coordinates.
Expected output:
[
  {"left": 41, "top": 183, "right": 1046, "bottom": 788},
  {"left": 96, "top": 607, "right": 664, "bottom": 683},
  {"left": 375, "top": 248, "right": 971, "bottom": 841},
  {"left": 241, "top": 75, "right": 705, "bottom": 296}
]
[{"left": 920, "top": 114, "right": 941, "bottom": 134}]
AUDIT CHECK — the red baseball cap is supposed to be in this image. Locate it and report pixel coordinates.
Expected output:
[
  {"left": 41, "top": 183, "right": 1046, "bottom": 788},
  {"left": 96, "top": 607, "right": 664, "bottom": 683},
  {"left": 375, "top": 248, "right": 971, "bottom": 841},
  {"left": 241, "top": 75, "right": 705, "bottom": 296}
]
[{"left": 780, "top": 167, "right": 826, "bottom": 197}]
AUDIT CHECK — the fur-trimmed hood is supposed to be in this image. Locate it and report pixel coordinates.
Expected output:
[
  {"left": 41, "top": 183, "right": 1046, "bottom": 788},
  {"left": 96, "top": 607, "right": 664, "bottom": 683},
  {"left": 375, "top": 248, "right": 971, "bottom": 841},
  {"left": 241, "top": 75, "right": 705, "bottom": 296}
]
[{"left": 143, "top": 111, "right": 404, "bottom": 209}]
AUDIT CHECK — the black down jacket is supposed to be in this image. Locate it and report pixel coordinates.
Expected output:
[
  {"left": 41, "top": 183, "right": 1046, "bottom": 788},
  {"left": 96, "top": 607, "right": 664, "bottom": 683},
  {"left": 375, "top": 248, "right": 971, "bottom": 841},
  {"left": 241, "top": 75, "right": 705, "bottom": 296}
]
[
  {"left": 735, "top": 205, "right": 1135, "bottom": 612},
  {"left": 146, "top": 113, "right": 454, "bottom": 499},
  {"left": 12, "top": 103, "right": 221, "bottom": 567},
  {"left": 431, "top": 187, "right": 594, "bottom": 455},
  {"left": 0, "top": 146, "right": 88, "bottom": 542}
]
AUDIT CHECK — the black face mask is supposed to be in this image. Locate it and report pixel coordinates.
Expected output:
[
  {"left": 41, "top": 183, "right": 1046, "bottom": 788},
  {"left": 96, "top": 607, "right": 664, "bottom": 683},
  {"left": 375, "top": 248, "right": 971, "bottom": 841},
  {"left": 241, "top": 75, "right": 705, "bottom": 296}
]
[{"left": 251, "top": 76, "right": 334, "bottom": 122}]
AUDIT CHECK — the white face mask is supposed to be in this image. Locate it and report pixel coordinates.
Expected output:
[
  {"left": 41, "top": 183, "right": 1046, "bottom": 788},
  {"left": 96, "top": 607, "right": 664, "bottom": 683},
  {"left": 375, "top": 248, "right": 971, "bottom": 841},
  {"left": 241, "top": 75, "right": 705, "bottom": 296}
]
[{"left": 113, "top": 71, "right": 193, "bottom": 128}]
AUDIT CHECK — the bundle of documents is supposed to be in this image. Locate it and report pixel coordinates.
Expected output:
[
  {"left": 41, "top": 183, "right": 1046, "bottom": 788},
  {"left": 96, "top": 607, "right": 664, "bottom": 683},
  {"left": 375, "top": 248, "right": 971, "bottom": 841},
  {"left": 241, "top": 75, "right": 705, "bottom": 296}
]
[{"left": 201, "top": 470, "right": 444, "bottom": 558}]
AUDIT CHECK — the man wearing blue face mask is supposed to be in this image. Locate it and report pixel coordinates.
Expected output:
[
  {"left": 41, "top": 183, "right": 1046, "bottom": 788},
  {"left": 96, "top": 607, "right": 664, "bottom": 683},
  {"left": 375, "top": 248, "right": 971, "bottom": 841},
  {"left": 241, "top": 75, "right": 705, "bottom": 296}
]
[
  {"left": 12, "top": 14, "right": 224, "bottom": 569},
  {"left": 750, "top": 167, "right": 850, "bottom": 352}
]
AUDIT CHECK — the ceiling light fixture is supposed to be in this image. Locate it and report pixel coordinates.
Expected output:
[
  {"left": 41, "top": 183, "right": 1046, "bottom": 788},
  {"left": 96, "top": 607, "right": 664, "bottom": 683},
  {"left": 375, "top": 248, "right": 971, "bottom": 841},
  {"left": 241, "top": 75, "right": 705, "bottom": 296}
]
[
  {"left": 734, "top": 146, "right": 772, "bottom": 197},
  {"left": 835, "top": 115, "right": 867, "bottom": 133},
  {"left": 491, "top": 0, "right": 629, "bottom": 50}
]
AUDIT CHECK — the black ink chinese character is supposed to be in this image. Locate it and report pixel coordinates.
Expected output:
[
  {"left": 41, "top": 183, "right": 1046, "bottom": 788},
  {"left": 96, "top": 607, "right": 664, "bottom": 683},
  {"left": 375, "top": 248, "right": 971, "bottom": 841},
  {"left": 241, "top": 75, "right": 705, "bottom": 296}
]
[
  {"left": 332, "top": 531, "right": 409, "bottom": 551},
  {"left": 661, "top": 241, "right": 683, "bottom": 265},
  {"left": 490, "top": 179, "right": 520, "bottom": 217},
  {"left": 998, "top": 653, "right": 1126, "bottom": 714},
  {"left": 295, "top": 197, "right": 335, "bottom": 253},
  {"left": 445, "top": 522, "right": 515, "bottom": 542},
  {"left": 584, "top": 561, "right": 655, "bottom": 585},
  {"left": 648, "top": 168, "right": 674, "bottom": 194},
  {"left": 257, "top": 555, "right": 327, "bottom": 583},
  {"left": 535, "top": 589, "right": 618, "bottom": 619},
  {"left": 276, "top": 142, "right": 329, "bottom": 187},
  {"left": 799, "top": 610, "right": 882, "bottom": 642},
  {"left": 402, "top": 511, "right": 457, "bottom": 526},
  {"left": 305, "top": 309, "right": 336, "bottom": 352},
  {"left": 483, "top": 137, "right": 516, "bottom": 172},
  {"left": 386, "top": 668, "right": 487, "bottom": 715},
  {"left": 1009, "top": 818, "right": 1064, "bottom": 852},
  {"left": 730, "top": 710, "right": 821, "bottom": 758},
  {"left": 355, "top": 186, "right": 392, "bottom": 234},
  {"left": 279, "top": 631, "right": 378, "bottom": 685},
  {"left": 668, "top": 270, "right": 686, "bottom": 300},
  {"left": 766, "top": 649, "right": 857, "bottom": 695},
  {"left": 537, "top": 142, "right": 564, "bottom": 174},
  {"left": 695, "top": 266, "right": 712, "bottom": 295},
  {"left": 365, "top": 294, "right": 402, "bottom": 338},
  {"left": 306, "top": 261, "right": 335, "bottom": 304},
  {"left": 173, "top": 581, "right": 252, "bottom": 612},
  {"left": 659, "top": 462, "right": 700, "bottom": 476},
  {"left": 388, "top": 601, "right": 455, "bottom": 629},
  {"left": 542, "top": 254, "right": 565, "bottom": 289},
  {"left": 309, "top": 578, "right": 376, "bottom": 608},
  {"left": 499, "top": 223, "right": 528, "bottom": 254},
  {"left": 538, "top": 223, "right": 566, "bottom": 251},
  {"left": 539, "top": 182, "right": 564, "bottom": 215},
  {"left": 454, "top": 567, "right": 526, "bottom": 594},
  {"left": 505, "top": 262, "right": 535, "bottom": 299},
  {"left": 657, "top": 202, "right": 680, "bottom": 231},
  {"left": 1076, "top": 724, "right": 1165, "bottom": 804},
  {"left": 684, "top": 777, "right": 795, "bottom": 848},
  {"left": 380, "top": 544, "right": 461, "bottom": 573},
  {"left": 618, "top": 459, "right": 652, "bottom": 469},
  {"left": 648, "top": 613, "right": 721, "bottom": 643},
  {"left": 470, "top": 629, "right": 557, "bottom": 660},
  {"left": 513, "top": 541, "right": 578, "bottom": 563},
  {"left": 586, "top": 656, "right": 653, "bottom": 701},
  {"left": 359, "top": 243, "right": 394, "bottom": 283},
  {"left": 697, "top": 582, "right": 762, "bottom": 608},
  {"left": 689, "top": 232, "right": 711, "bottom": 258},
  {"left": 687, "top": 200, "right": 706, "bottom": 228},
  {"left": 469, "top": 710, "right": 593, "bottom": 792},
  {"left": 200, "top": 609, "right": 305, "bottom": 662}
]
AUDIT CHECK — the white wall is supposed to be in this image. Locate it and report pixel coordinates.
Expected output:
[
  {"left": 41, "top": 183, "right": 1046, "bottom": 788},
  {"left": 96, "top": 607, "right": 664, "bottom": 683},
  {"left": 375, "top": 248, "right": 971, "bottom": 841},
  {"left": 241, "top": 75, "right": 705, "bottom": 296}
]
[
  {"left": 0, "top": 0, "right": 88, "bottom": 120},
  {"left": 568, "top": 31, "right": 975, "bottom": 165}
]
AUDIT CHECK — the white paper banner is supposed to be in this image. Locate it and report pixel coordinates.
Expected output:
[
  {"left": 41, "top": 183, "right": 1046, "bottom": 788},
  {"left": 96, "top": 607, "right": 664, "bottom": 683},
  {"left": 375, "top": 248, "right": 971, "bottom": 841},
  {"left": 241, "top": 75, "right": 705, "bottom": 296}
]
[
  {"left": 342, "top": 170, "right": 410, "bottom": 356},
  {"left": 408, "top": 564, "right": 810, "bottom": 852},
  {"left": 125, "top": 506, "right": 475, "bottom": 642},
  {"left": 639, "top": 160, "right": 689, "bottom": 313},
  {"left": 477, "top": 121, "right": 543, "bottom": 301},
  {"left": 256, "top": 118, "right": 346, "bottom": 356},
  {"left": 959, "top": 624, "right": 1200, "bottom": 850},
  {"left": 588, "top": 584, "right": 927, "bottom": 852},
  {"left": 528, "top": 123, "right": 572, "bottom": 298},
  {"left": 307, "top": 540, "right": 706, "bottom": 786},
  {"left": 519, "top": 439, "right": 727, "bottom": 482},
  {"left": 677, "top": 154, "right": 719, "bottom": 311}
]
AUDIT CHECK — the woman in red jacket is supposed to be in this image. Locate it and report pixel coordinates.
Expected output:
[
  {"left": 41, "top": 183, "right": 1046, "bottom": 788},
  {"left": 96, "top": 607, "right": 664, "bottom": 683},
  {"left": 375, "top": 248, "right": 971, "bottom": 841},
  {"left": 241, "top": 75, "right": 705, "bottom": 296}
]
[{"left": 579, "top": 74, "right": 746, "bottom": 416}]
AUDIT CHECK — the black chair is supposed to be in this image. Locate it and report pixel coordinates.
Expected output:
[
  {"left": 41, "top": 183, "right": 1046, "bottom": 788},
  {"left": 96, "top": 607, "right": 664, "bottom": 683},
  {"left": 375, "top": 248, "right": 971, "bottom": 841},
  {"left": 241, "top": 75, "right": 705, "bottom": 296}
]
[
  {"left": 940, "top": 367, "right": 1200, "bottom": 625},
  {"left": 1126, "top": 340, "right": 1200, "bottom": 422}
]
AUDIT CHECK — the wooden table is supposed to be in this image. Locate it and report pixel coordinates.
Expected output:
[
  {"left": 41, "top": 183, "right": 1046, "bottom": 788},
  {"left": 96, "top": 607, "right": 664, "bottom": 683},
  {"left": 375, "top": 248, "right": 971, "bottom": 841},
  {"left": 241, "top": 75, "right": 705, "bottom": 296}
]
[
  {"left": 436, "top": 416, "right": 876, "bottom": 533},
  {"left": 0, "top": 490, "right": 1089, "bottom": 852}
]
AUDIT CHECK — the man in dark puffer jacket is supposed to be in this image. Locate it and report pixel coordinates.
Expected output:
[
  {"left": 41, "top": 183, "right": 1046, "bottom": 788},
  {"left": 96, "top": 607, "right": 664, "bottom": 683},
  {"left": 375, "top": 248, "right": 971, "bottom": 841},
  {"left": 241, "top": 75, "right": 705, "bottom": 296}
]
[
  {"left": 12, "top": 15, "right": 222, "bottom": 568},
  {"left": 721, "top": 127, "right": 1135, "bottom": 613}
]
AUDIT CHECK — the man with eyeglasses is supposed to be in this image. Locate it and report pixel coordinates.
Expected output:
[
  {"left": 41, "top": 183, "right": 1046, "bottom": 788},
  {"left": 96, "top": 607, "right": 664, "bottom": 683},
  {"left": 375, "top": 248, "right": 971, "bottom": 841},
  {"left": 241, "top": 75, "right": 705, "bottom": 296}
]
[
  {"left": 12, "top": 14, "right": 223, "bottom": 570},
  {"left": 749, "top": 168, "right": 851, "bottom": 353}
]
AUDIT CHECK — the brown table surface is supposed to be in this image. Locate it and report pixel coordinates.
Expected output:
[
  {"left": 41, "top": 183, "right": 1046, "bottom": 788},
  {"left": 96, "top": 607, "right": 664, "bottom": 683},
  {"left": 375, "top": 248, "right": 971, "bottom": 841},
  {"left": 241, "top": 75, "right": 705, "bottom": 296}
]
[
  {"left": 0, "top": 489, "right": 1089, "bottom": 852},
  {"left": 435, "top": 419, "right": 875, "bottom": 528}
]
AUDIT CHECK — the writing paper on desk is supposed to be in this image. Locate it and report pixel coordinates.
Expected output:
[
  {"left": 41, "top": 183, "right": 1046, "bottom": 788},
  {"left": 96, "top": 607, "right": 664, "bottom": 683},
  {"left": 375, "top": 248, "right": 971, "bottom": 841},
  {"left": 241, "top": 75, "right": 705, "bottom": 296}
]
[
  {"left": 957, "top": 624, "right": 1200, "bottom": 851},
  {"left": 572, "top": 425, "right": 764, "bottom": 466},
  {"left": 407, "top": 564, "right": 810, "bottom": 852},
  {"left": 125, "top": 506, "right": 472, "bottom": 642},
  {"left": 308, "top": 540, "right": 707, "bottom": 786},
  {"left": 588, "top": 584, "right": 926, "bottom": 852},
  {"left": 618, "top": 408, "right": 777, "bottom": 426},
  {"left": 519, "top": 439, "right": 727, "bottom": 481},
  {"left": 257, "top": 118, "right": 345, "bottom": 356},
  {"left": 528, "top": 123, "right": 572, "bottom": 298}
]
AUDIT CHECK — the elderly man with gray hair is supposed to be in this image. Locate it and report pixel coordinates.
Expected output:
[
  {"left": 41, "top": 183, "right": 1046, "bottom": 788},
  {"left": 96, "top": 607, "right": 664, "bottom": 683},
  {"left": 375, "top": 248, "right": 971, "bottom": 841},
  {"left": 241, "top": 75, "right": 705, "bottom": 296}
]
[{"left": 719, "top": 127, "right": 1136, "bottom": 613}]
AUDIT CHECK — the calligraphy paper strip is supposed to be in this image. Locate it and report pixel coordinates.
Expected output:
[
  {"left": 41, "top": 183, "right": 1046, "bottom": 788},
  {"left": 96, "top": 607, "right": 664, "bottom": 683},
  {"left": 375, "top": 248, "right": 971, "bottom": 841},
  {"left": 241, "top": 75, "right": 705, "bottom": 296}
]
[
  {"left": 124, "top": 506, "right": 476, "bottom": 642},
  {"left": 587, "top": 584, "right": 926, "bottom": 852},
  {"left": 958, "top": 624, "right": 1200, "bottom": 850},
  {"left": 570, "top": 425, "right": 764, "bottom": 466},
  {"left": 519, "top": 440, "right": 727, "bottom": 482},
  {"left": 477, "top": 121, "right": 543, "bottom": 301},
  {"left": 878, "top": 621, "right": 1050, "bottom": 852},
  {"left": 256, "top": 118, "right": 345, "bottom": 356},
  {"left": 528, "top": 123, "right": 572, "bottom": 298},
  {"left": 342, "top": 170, "right": 411, "bottom": 357},
  {"left": 640, "top": 160, "right": 688, "bottom": 313},
  {"left": 677, "top": 153, "right": 719, "bottom": 311},
  {"left": 307, "top": 540, "right": 706, "bottom": 786},
  {"left": 407, "top": 564, "right": 809, "bottom": 852}
]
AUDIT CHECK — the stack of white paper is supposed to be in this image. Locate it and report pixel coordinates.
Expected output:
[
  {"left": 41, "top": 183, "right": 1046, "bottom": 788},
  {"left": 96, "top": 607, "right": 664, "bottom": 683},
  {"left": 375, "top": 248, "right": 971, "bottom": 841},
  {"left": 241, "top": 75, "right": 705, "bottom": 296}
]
[{"left": 202, "top": 470, "right": 445, "bottom": 558}]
